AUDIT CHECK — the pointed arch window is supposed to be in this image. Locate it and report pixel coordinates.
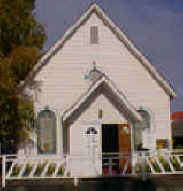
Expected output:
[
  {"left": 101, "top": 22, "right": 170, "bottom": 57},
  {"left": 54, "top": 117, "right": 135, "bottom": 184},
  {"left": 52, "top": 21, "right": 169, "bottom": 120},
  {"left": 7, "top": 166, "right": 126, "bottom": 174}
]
[
  {"left": 37, "top": 109, "right": 56, "bottom": 154},
  {"left": 134, "top": 110, "right": 150, "bottom": 150}
]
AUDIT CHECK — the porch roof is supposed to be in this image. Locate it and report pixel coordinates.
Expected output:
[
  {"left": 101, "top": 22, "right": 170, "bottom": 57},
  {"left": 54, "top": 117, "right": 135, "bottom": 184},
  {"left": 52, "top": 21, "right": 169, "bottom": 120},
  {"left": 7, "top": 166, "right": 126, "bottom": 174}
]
[{"left": 62, "top": 74, "right": 143, "bottom": 123}]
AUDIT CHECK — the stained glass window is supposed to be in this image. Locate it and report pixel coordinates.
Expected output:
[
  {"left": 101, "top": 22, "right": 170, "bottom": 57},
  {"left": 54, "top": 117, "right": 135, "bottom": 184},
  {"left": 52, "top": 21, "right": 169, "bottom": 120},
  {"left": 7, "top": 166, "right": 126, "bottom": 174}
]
[{"left": 37, "top": 110, "right": 56, "bottom": 154}]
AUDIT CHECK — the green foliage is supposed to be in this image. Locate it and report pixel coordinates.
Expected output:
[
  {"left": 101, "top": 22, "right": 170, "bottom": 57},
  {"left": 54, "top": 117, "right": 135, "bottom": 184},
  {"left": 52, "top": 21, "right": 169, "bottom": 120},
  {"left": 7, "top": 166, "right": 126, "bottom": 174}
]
[
  {"left": 23, "top": 163, "right": 33, "bottom": 176},
  {"left": 149, "top": 157, "right": 161, "bottom": 173},
  {"left": 135, "top": 163, "right": 151, "bottom": 173},
  {"left": 66, "top": 171, "right": 71, "bottom": 177},
  {"left": 34, "top": 162, "right": 47, "bottom": 177},
  {"left": 170, "top": 156, "right": 181, "bottom": 171},
  {"left": 57, "top": 164, "right": 65, "bottom": 176},
  {"left": 0, "top": 0, "right": 46, "bottom": 56},
  {"left": 11, "top": 164, "right": 21, "bottom": 176},
  {"left": 0, "top": 0, "right": 46, "bottom": 147},
  {"left": 9, "top": 47, "right": 39, "bottom": 82},
  {"left": 158, "top": 155, "right": 171, "bottom": 172},
  {"left": 46, "top": 163, "right": 56, "bottom": 176},
  {"left": 135, "top": 156, "right": 182, "bottom": 173},
  {"left": 135, "top": 163, "right": 142, "bottom": 173},
  {"left": 144, "top": 164, "right": 151, "bottom": 173}
]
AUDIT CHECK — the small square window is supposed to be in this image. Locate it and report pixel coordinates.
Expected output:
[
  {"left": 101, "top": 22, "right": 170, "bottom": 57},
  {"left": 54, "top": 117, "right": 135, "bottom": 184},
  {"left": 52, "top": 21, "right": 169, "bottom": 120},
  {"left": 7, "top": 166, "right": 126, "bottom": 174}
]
[{"left": 90, "top": 26, "right": 98, "bottom": 44}]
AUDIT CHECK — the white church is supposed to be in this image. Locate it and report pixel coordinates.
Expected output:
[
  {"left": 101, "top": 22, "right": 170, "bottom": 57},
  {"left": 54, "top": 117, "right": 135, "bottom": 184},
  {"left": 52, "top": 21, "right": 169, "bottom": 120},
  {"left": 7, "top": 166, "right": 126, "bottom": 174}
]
[{"left": 20, "top": 3, "right": 176, "bottom": 176}]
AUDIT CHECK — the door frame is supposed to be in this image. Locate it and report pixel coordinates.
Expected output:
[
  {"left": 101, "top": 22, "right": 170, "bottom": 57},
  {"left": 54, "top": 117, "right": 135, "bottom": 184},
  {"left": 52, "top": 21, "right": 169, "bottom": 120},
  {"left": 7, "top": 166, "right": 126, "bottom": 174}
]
[{"left": 101, "top": 123, "right": 132, "bottom": 173}]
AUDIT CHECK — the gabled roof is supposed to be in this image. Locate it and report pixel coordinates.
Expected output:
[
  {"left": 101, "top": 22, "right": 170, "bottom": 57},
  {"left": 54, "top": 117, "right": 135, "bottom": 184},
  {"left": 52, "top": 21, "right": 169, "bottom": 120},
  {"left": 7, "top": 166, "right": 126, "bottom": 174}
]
[
  {"left": 22, "top": 3, "right": 176, "bottom": 97},
  {"left": 62, "top": 74, "right": 143, "bottom": 123}
]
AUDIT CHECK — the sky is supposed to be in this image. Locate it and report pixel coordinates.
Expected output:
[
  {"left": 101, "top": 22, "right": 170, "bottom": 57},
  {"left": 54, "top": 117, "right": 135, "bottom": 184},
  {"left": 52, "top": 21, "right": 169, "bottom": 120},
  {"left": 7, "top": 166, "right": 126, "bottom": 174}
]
[{"left": 35, "top": 0, "right": 183, "bottom": 112}]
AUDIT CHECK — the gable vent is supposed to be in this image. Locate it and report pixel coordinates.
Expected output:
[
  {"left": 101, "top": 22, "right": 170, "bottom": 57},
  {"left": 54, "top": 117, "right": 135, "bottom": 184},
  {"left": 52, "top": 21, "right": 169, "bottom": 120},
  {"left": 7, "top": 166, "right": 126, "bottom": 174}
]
[{"left": 90, "top": 26, "right": 98, "bottom": 44}]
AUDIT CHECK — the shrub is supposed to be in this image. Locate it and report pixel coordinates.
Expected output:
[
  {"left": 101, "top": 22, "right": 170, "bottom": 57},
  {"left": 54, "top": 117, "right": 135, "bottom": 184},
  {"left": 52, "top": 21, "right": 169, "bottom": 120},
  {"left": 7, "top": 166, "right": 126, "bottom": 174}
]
[
  {"left": 66, "top": 171, "right": 71, "bottom": 177},
  {"left": 158, "top": 155, "right": 171, "bottom": 172},
  {"left": 23, "top": 163, "right": 33, "bottom": 176},
  {"left": 46, "top": 163, "right": 56, "bottom": 176},
  {"left": 135, "top": 163, "right": 142, "bottom": 173},
  {"left": 135, "top": 162, "right": 151, "bottom": 173},
  {"left": 34, "top": 162, "right": 47, "bottom": 176},
  {"left": 57, "top": 164, "right": 65, "bottom": 176},
  {"left": 170, "top": 156, "right": 181, "bottom": 171},
  {"left": 144, "top": 164, "right": 151, "bottom": 173},
  {"left": 149, "top": 157, "right": 161, "bottom": 173},
  {"left": 11, "top": 164, "right": 21, "bottom": 176}
]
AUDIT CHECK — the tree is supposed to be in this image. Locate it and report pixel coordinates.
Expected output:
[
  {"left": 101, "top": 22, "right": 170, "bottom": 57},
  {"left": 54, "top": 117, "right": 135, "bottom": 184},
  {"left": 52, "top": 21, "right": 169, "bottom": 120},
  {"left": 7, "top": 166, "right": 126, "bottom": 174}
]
[{"left": 0, "top": 0, "right": 46, "bottom": 152}]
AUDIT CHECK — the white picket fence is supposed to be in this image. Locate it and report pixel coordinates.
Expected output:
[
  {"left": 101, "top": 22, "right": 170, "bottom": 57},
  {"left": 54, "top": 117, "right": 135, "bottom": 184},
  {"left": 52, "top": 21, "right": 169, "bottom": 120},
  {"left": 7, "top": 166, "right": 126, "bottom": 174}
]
[
  {"left": 1, "top": 150, "right": 183, "bottom": 188},
  {"left": 0, "top": 155, "right": 71, "bottom": 188}
]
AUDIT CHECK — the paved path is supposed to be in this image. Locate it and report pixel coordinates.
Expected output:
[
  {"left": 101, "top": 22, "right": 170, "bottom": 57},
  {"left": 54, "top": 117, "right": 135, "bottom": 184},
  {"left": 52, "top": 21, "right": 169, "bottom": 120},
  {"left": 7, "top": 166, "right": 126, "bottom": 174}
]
[
  {"left": 150, "top": 175, "right": 183, "bottom": 191},
  {"left": 0, "top": 175, "right": 183, "bottom": 191}
]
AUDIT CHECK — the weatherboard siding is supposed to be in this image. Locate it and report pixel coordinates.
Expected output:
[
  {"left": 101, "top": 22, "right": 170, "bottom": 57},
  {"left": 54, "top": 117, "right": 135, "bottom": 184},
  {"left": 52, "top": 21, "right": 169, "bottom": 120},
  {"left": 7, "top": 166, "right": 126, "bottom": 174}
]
[
  {"left": 70, "top": 94, "right": 127, "bottom": 154},
  {"left": 34, "top": 12, "right": 171, "bottom": 154},
  {"left": 69, "top": 94, "right": 126, "bottom": 176}
]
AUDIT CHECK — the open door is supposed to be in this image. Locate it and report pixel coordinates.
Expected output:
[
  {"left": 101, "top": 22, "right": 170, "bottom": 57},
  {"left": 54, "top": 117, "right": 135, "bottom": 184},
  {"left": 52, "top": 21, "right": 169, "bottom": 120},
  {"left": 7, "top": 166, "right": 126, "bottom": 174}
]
[
  {"left": 118, "top": 124, "right": 131, "bottom": 172},
  {"left": 102, "top": 124, "right": 131, "bottom": 174}
]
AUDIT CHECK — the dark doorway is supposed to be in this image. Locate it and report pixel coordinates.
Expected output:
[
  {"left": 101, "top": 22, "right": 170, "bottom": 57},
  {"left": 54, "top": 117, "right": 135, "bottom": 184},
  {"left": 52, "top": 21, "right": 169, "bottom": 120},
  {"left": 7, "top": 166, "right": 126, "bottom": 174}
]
[
  {"left": 173, "top": 136, "right": 183, "bottom": 149},
  {"left": 102, "top": 124, "right": 119, "bottom": 174},
  {"left": 102, "top": 124, "right": 119, "bottom": 153},
  {"left": 102, "top": 124, "right": 131, "bottom": 174}
]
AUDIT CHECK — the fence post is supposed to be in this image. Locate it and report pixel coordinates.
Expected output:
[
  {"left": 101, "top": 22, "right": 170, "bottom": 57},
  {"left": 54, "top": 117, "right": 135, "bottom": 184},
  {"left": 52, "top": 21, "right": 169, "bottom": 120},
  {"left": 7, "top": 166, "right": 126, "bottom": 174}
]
[
  {"left": 132, "top": 153, "right": 136, "bottom": 175},
  {"left": 2, "top": 155, "right": 6, "bottom": 188}
]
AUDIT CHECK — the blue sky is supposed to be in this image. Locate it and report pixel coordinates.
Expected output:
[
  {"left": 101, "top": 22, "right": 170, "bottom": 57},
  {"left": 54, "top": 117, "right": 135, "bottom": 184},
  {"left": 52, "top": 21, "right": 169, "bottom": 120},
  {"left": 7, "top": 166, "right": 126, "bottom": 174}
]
[{"left": 35, "top": 0, "right": 183, "bottom": 112}]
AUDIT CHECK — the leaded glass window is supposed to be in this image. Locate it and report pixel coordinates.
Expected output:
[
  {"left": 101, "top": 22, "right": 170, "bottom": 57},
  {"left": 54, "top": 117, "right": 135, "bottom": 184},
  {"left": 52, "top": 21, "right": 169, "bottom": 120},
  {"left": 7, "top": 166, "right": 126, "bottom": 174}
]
[
  {"left": 134, "top": 110, "right": 150, "bottom": 150},
  {"left": 37, "top": 110, "right": 56, "bottom": 154}
]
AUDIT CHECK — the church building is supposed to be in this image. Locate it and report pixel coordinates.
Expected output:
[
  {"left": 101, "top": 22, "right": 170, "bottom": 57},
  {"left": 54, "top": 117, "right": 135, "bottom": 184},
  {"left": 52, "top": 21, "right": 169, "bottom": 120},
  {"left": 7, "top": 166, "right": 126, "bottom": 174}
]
[{"left": 20, "top": 3, "right": 176, "bottom": 176}]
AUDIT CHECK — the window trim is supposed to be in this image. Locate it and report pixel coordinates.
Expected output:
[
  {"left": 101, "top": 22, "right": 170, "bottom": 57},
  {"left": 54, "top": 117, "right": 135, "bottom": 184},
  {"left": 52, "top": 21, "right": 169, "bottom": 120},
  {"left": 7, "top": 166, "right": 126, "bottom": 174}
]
[
  {"left": 36, "top": 109, "right": 57, "bottom": 155},
  {"left": 134, "top": 108, "right": 152, "bottom": 151}
]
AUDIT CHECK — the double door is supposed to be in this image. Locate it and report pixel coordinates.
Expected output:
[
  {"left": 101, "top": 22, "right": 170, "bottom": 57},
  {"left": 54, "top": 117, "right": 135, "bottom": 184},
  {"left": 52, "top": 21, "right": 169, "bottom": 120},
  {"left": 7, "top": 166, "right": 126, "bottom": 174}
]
[{"left": 102, "top": 124, "right": 131, "bottom": 173}]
